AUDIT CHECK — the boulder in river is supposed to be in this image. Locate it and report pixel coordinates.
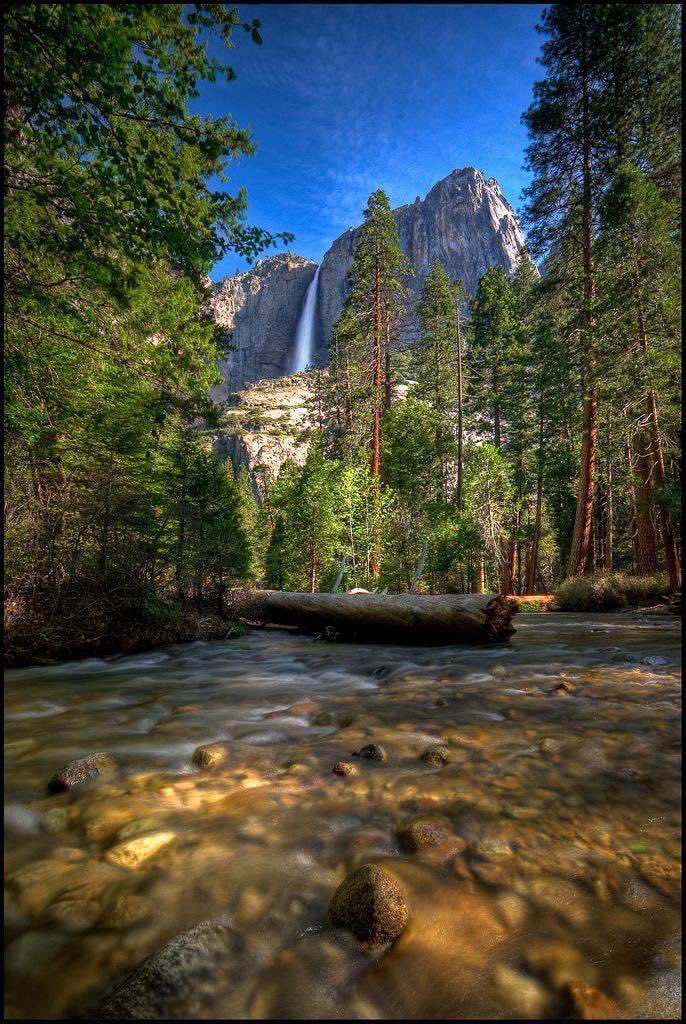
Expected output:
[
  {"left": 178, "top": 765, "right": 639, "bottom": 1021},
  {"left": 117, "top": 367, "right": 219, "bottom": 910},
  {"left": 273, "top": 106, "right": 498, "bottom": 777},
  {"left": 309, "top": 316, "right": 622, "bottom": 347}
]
[
  {"left": 105, "top": 831, "right": 175, "bottom": 869},
  {"left": 332, "top": 762, "right": 358, "bottom": 777},
  {"left": 420, "top": 745, "right": 450, "bottom": 766},
  {"left": 192, "top": 743, "right": 229, "bottom": 769},
  {"left": 396, "top": 814, "right": 456, "bottom": 853},
  {"left": 96, "top": 920, "right": 243, "bottom": 1018},
  {"left": 328, "top": 864, "right": 408, "bottom": 946},
  {"left": 353, "top": 743, "right": 387, "bottom": 761},
  {"left": 47, "top": 753, "right": 116, "bottom": 794}
]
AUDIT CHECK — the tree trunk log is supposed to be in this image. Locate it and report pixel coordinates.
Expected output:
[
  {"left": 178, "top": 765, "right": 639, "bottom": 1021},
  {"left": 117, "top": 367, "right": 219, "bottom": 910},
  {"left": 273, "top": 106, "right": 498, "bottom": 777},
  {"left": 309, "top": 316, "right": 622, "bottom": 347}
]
[{"left": 228, "top": 590, "right": 517, "bottom": 645}]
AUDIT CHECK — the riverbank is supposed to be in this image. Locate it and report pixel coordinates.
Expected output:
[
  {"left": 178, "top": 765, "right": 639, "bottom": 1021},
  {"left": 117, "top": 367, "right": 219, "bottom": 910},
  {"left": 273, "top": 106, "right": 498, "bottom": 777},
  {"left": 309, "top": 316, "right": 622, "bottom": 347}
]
[{"left": 3, "top": 601, "right": 240, "bottom": 669}]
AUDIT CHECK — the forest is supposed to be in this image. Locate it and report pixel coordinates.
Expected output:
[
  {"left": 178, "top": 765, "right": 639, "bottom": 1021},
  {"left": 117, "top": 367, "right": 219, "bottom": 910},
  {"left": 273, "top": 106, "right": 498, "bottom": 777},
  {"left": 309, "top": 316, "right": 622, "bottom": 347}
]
[{"left": 3, "top": 4, "right": 681, "bottom": 663}]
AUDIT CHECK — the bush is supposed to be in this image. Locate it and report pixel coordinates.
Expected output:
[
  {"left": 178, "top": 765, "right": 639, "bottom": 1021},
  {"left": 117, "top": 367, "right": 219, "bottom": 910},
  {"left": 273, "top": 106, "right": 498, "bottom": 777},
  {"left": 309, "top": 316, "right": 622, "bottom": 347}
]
[{"left": 555, "top": 572, "right": 670, "bottom": 612}]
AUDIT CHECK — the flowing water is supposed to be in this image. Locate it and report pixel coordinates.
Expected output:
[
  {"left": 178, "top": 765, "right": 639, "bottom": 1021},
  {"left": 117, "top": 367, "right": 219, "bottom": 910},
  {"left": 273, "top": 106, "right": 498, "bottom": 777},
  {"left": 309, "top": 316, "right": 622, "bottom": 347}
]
[
  {"left": 291, "top": 265, "right": 321, "bottom": 373},
  {"left": 4, "top": 613, "right": 681, "bottom": 1019}
]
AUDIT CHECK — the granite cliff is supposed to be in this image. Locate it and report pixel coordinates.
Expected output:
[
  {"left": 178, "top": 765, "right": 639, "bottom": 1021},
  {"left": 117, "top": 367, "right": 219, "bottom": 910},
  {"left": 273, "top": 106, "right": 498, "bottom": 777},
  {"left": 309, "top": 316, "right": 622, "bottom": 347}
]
[
  {"left": 208, "top": 166, "right": 528, "bottom": 392},
  {"left": 206, "top": 253, "right": 317, "bottom": 397},
  {"left": 317, "top": 166, "right": 527, "bottom": 348}
]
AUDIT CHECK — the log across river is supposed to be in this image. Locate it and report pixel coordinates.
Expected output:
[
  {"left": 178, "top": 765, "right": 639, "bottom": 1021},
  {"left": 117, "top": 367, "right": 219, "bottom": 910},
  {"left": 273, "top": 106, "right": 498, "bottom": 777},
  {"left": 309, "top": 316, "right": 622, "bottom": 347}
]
[{"left": 230, "top": 591, "right": 518, "bottom": 644}]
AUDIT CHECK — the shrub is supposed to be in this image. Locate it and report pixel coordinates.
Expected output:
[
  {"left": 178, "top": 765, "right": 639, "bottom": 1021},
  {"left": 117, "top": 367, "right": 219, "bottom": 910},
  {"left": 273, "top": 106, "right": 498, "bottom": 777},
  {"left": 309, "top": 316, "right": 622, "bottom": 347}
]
[{"left": 555, "top": 572, "right": 670, "bottom": 612}]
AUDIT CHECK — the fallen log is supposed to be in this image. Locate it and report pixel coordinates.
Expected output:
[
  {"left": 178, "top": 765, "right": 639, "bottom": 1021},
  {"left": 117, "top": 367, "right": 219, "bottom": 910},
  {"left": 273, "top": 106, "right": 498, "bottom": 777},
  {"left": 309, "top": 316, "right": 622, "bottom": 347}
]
[{"left": 228, "top": 590, "right": 517, "bottom": 645}]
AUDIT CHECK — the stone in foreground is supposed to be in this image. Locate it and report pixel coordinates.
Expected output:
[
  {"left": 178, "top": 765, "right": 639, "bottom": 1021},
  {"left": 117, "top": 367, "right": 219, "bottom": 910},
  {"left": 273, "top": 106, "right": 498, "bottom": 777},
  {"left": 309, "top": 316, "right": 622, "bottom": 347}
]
[
  {"left": 47, "top": 752, "right": 117, "bottom": 794},
  {"left": 105, "top": 831, "right": 175, "bottom": 869},
  {"left": 328, "top": 864, "right": 408, "bottom": 946},
  {"left": 420, "top": 745, "right": 450, "bottom": 766},
  {"left": 354, "top": 743, "right": 387, "bottom": 762},
  {"left": 192, "top": 742, "right": 229, "bottom": 769},
  {"left": 396, "top": 814, "right": 455, "bottom": 853},
  {"left": 96, "top": 921, "right": 242, "bottom": 1018}
]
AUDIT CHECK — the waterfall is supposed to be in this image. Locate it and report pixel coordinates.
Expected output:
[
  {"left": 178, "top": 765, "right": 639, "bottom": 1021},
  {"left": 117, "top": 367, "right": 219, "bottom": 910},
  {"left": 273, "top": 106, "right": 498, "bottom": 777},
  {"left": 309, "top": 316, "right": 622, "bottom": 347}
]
[{"left": 291, "top": 265, "right": 321, "bottom": 373}]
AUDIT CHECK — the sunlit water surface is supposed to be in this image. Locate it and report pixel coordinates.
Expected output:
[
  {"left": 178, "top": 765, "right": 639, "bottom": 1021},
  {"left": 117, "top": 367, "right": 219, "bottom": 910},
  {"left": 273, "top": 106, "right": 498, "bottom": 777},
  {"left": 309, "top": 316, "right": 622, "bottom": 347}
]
[{"left": 4, "top": 613, "right": 681, "bottom": 1019}]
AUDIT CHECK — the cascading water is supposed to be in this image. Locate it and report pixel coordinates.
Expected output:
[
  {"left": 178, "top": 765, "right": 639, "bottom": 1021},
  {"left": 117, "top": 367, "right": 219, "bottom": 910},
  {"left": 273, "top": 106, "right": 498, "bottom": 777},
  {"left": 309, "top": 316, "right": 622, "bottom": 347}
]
[{"left": 291, "top": 265, "right": 320, "bottom": 373}]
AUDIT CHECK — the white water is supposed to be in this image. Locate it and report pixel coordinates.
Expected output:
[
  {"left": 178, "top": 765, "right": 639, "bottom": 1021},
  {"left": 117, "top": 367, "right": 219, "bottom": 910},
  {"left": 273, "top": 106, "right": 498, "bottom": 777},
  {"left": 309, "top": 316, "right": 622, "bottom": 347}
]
[{"left": 291, "top": 265, "right": 320, "bottom": 373}]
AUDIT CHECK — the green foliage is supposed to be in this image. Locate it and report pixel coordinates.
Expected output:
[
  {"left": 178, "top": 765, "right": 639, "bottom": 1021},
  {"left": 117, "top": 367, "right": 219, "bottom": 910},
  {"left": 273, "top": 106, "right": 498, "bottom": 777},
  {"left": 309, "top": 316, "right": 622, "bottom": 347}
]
[{"left": 4, "top": 4, "right": 289, "bottom": 656}]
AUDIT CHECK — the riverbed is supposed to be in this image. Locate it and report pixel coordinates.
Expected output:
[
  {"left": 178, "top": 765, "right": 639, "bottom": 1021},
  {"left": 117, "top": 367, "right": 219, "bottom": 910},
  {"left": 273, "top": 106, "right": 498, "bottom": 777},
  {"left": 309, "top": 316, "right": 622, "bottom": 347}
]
[{"left": 4, "top": 613, "right": 681, "bottom": 1019}]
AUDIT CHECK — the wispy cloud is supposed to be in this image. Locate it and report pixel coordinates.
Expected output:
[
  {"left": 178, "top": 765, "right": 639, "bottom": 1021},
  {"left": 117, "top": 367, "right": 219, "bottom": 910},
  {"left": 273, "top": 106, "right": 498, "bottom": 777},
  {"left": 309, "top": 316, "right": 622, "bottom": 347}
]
[{"left": 202, "top": 4, "right": 545, "bottom": 278}]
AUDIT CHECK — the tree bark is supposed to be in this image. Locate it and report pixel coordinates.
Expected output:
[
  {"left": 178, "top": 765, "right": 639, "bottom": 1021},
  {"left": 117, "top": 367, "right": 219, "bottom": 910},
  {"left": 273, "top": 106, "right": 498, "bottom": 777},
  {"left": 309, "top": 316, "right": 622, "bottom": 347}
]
[
  {"left": 635, "top": 304, "right": 679, "bottom": 588},
  {"left": 632, "top": 427, "right": 659, "bottom": 573},
  {"left": 605, "top": 432, "right": 613, "bottom": 571}
]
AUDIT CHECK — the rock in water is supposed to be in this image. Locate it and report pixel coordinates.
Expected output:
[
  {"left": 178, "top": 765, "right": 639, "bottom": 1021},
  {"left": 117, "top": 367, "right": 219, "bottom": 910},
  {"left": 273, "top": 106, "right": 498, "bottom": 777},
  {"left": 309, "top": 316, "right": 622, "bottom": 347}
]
[
  {"left": 328, "top": 864, "right": 408, "bottom": 946},
  {"left": 95, "top": 921, "right": 242, "bottom": 1018},
  {"left": 396, "top": 815, "right": 455, "bottom": 853},
  {"left": 332, "top": 762, "right": 358, "bottom": 777},
  {"left": 47, "top": 753, "right": 116, "bottom": 794},
  {"left": 420, "top": 745, "right": 450, "bottom": 766},
  {"left": 192, "top": 743, "right": 229, "bottom": 769},
  {"left": 105, "top": 831, "right": 175, "bottom": 869},
  {"left": 354, "top": 743, "right": 387, "bottom": 762}
]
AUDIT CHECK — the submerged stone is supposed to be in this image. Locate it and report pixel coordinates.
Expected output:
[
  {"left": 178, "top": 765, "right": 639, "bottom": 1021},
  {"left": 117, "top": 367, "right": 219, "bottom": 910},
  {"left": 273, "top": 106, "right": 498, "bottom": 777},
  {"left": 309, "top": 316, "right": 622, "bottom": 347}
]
[
  {"left": 354, "top": 743, "right": 387, "bottom": 762},
  {"left": 328, "top": 864, "right": 408, "bottom": 946},
  {"left": 105, "top": 831, "right": 175, "bottom": 869},
  {"left": 396, "top": 814, "right": 455, "bottom": 853},
  {"left": 192, "top": 743, "right": 229, "bottom": 769},
  {"left": 96, "top": 920, "right": 243, "bottom": 1018},
  {"left": 420, "top": 745, "right": 450, "bottom": 766},
  {"left": 332, "top": 762, "right": 358, "bottom": 777},
  {"left": 48, "top": 753, "right": 116, "bottom": 794}
]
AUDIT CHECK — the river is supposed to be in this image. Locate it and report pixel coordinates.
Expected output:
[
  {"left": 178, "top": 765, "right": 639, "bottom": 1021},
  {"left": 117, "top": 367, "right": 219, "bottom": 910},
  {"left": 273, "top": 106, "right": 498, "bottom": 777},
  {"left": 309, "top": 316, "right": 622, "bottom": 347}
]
[{"left": 4, "top": 613, "right": 681, "bottom": 1019}]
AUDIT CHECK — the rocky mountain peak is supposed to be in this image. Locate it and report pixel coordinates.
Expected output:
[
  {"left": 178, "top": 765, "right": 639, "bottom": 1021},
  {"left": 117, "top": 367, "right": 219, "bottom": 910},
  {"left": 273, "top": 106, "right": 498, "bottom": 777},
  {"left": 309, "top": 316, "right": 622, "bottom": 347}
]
[{"left": 206, "top": 167, "right": 528, "bottom": 394}]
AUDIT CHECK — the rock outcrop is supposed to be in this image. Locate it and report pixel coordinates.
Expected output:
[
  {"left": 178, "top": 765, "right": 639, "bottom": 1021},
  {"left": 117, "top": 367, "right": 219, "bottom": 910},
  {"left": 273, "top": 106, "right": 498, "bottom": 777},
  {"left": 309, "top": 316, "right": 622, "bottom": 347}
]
[
  {"left": 207, "top": 253, "right": 317, "bottom": 396},
  {"left": 316, "top": 166, "right": 528, "bottom": 349},
  {"left": 213, "top": 371, "right": 319, "bottom": 496},
  {"left": 207, "top": 167, "right": 527, "bottom": 392}
]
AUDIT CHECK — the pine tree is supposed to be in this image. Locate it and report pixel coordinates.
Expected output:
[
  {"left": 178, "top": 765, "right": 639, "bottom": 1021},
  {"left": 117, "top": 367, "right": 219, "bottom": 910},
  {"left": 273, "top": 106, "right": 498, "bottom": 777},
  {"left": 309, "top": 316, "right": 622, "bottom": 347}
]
[
  {"left": 414, "top": 258, "right": 463, "bottom": 499},
  {"left": 345, "top": 190, "right": 412, "bottom": 574},
  {"left": 596, "top": 162, "right": 681, "bottom": 588},
  {"left": 523, "top": 4, "right": 607, "bottom": 578}
]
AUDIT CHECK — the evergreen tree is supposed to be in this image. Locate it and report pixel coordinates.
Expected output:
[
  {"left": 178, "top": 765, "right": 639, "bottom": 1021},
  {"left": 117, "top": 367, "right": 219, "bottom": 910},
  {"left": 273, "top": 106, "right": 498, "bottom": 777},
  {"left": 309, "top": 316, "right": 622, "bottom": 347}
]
[
  {"left": 413, "top": 258, "right": 464, "bottom": 499},
  {"left": 339, "top": 190, "right": 412, "bottom": 574},
  {"left": 596, "top": 162, "right": 681, "bottom": 587}
]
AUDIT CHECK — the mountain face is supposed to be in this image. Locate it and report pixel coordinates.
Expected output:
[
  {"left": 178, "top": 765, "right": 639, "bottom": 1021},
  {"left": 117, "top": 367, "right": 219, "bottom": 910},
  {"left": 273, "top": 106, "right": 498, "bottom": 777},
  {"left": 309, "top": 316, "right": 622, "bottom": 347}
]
[
  {"left": 212, "top": 372, "right": 318, "bottom": 497},
  {"left": 316, "top": 167, "right": 527, "bottom": 350},
  {"left": 206, "top": 253, "right": 317, "bottom": 397},
  {"left": 208, "top": 167, "right": 527, "bottom": 394}
]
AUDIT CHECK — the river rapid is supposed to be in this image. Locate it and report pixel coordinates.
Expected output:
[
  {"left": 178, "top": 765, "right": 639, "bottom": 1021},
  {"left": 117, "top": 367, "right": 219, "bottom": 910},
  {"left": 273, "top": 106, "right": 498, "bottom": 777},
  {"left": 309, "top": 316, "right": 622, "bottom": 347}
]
[{"left": 4, "top": 613, "right": 681, "bottom": 1019}]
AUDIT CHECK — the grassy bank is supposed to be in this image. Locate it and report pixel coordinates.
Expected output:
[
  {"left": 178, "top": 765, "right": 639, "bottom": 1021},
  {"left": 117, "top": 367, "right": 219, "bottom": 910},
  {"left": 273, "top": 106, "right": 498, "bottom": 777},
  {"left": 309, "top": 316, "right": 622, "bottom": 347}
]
[
  {"left": 4, "top": 598, "right": 241, "bottom": 668},
  {"left": 554, "top": 573, "right": 675, "bottom": 613}
]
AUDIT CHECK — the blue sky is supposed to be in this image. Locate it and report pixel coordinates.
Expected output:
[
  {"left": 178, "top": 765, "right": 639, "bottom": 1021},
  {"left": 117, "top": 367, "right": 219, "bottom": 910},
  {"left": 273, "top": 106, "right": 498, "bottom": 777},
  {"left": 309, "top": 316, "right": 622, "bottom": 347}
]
[{"left": 193, "top": 4, "right": 546, "bottom": 280}]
